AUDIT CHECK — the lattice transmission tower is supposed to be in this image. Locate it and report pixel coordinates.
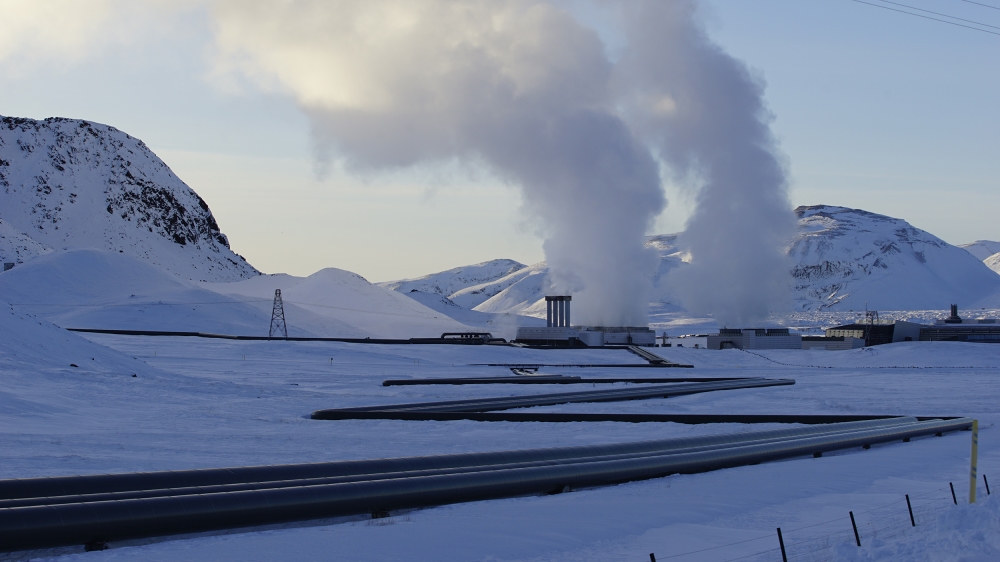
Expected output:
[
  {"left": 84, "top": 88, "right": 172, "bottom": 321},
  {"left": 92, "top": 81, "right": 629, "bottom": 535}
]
[{"left": 269, "top": 289, "right": 288, "bottom": 339}]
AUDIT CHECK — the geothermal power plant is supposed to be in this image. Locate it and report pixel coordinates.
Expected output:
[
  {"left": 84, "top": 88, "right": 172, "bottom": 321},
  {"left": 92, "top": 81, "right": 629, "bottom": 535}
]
[{"left": 514, "top": 296, "right": 656, "bottom": 347}]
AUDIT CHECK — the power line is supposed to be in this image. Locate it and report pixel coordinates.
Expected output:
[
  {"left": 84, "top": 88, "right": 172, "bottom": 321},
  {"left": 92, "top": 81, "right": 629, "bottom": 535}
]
[
  {"left": 875, "top": 0, "right": 1000, "bottom": 29},
  {"left": 848, "top": 0, "right": 1000, "bottom": 36},
  {"left": 956, "top": 0, "right": 1000, "bottom": 11}
]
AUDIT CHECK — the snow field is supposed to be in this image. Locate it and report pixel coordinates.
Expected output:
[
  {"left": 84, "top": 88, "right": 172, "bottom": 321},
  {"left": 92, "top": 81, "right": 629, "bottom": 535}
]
[{"left": 1, "top": 329, "right": 997, "bottom": 561}]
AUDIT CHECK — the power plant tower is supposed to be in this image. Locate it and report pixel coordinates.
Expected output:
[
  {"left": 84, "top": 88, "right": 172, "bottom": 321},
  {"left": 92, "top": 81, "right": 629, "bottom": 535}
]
[{"left": 269, "top": 289, "right": 288, "bottom": 339}]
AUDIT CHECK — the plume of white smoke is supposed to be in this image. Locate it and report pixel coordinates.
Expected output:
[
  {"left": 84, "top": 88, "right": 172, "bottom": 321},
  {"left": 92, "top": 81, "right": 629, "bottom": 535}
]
[
  {"left": 613, "top": 2, "right": 796, "bottom": 327},
  {"left": 2, "top": 1, "right": 794, "bottom": 327},
  {"left": 208, "top": 0, "right": 792, "bottom": 326},
  {"left": 211, "top": 0, "right": 665, "bottom": 326}
]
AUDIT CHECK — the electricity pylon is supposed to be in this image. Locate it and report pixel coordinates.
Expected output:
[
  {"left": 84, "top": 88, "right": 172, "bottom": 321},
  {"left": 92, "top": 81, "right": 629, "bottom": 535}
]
[{"left": 269, "top": 289, "right": 288, "bottom": 339}]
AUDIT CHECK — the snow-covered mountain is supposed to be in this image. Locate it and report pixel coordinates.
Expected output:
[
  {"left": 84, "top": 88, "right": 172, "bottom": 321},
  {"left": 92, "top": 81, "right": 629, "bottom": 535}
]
[
  {"left": 377, "top": 259, "right": 526, "bottom": 298},
  {"left": 0, "top": 116, "right": 258, "bottom": 281},
  {"left": 0, "top": 217, "right": 51, "bottom": 266},
  {"left": 986, "top": 253, "right": 1000, "bottom": 275},
  {"left": 788, "top": 205, "right": 1000, "bottom": 310},
  {"left": 959, "top": 240, "right": 1000, "bottom": 261},
  {"left": 383, "top": 205, "right": 1000, "bottom": 316}
]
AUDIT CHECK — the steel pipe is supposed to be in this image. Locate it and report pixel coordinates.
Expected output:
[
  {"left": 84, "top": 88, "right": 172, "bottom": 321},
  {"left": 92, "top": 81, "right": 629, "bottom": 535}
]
[
  {"left": 326, "top": 378, "right": 796, "bottom": 415},
  {"left": 0, "top": 417, "right": 924, "bottom": 510},
  {"left": 0, "top": 417, "right": 971, "bottom": 552},
  {"left": 0, "top": 417, "right": 914, "bottom": 503}
]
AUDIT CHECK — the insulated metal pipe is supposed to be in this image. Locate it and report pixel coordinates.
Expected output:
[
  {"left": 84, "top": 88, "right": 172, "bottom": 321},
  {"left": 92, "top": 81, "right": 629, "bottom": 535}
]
[
  {"left": 0, "top": 418, "right": 971, "bottom": 552},
  {"left": 327, "top": 378, "right": 796, "bottom": 414},
  {"left": 0, "top": 420, "right": 936, "bottom": 508},
  {"left": 0, "top": 417, "right": 916, "bottom": 502},
  {"left": 0, "top": 418, "right": 926, "bottom": 510},
  {"left": 382, "top": 376, "right": 749, "bottom": 385}
]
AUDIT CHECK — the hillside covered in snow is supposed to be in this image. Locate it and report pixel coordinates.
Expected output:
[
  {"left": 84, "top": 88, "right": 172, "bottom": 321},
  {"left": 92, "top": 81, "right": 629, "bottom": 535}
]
[
  {"left": 0, "top": 115, "right": 496, "bottom": 338},
  {"left": 788, "top": 205, "right": 1000, "bottom": 310},
  {"left": 0, "top": 116, "right": 258, "bottom": 281},
  {"left": 376, "top": 259, "right": 525, "bottom": 297},
  {"left": 382, "top": 205, "right": 1000, "bottom": 317},
  {"left": 959, "top": 240, "right": 1000, "bottom": 261}
]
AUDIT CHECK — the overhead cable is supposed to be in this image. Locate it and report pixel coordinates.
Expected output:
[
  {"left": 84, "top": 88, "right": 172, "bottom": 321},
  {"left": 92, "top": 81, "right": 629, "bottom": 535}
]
[
  {"left": 956, "top": 0, "right": 1000, "bottom": 11},
  {"left": 876, "top": 0, "right": 1000, "bottom": 29},
  {"left": 848, "top": 0, "right": 1000, "bottom": 36}
]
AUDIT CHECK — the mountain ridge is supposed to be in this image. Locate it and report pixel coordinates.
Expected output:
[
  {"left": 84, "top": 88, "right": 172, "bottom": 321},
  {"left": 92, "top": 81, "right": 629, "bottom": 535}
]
[
  {"left": 382, "top": 205, "right": 1000, "bottom": 317},
  {"left": 0, "top": 115, "right": 258, "bottom": 281}
]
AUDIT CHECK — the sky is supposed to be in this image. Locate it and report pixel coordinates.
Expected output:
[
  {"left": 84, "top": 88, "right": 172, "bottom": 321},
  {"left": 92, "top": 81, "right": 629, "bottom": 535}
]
[{"left": 1, "top": 0, "right": 998, "bottom": 282}]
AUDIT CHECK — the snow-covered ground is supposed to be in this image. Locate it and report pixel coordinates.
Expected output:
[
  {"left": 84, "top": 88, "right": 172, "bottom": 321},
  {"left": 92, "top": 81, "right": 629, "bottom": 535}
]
[{"left": 2, "top": 312, "right": 997, "bottom": 561}]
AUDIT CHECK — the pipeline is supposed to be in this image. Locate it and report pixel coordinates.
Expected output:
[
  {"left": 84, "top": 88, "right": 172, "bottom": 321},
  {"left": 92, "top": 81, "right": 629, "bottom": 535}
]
[
  {"left": 382, "top": 376, "right": 745, "bottom": 386},
  {"left": 0, "top": 417, "right": 971, "bottom": 552},
  {"left": 324, "top": 378, "right": 795, "bottom": 415},
  {"left": 0, "top": 417, "right": 919, "bottom": 506},
  {"left": 312, "top": 411, "right": 912, "bottom": 424},
  {"left": 0, "top": 417, "right": 913, "bottom": 503},
  {"left": 0, "top": 417, "right": 926, "bottom": 510}
]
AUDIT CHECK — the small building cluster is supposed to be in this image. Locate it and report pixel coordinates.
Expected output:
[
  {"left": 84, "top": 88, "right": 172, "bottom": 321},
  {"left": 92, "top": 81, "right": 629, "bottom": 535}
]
[
  {"left": 706, "top": 305, "right": 1000, "bottom": 351},
  {"left": 827, "top": 305, "right": 1000, "bottom": 345}
]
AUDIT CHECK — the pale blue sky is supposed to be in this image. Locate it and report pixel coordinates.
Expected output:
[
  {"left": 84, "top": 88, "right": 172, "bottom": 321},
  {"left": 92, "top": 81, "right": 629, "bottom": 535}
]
[{"left": 1, "top": 0, "right": 997, "bottom": 280}]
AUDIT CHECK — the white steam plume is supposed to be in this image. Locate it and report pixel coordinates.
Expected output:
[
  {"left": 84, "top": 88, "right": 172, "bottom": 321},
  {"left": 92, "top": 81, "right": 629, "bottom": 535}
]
[
  {"left": 614, "top": 2, "right": 796, "bottom": 327},
  {"left": 211, "top": 0, "right": 793, "bottom": 326},
  {"left": 212, "top": 0, "right": 664, "bottom": 326}
]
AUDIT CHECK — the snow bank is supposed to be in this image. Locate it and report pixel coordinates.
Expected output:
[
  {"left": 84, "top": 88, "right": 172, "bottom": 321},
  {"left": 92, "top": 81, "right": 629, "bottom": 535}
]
[
  {"left": 837, "top": 494, "right": 1000, "bottom": 561},
  {"left": 0, "top": 302, "right": 155, "bottom": 376}
]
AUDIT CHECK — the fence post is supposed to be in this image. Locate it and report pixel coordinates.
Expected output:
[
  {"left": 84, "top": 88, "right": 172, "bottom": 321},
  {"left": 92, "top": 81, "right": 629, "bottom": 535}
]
[
  {"left": 906, "top": 494, "right": 915, "bottom": 526},
  {"left": 985, "top": 474, "right": 991, "bottom": 496},
  {"left": 649, "top": 554, "right": 656, "bottom": 562},
  {"left": 970, "top": 419, "right": 979, "bottom": 504},
  {"left": 849, "top": 511, "right": 861, "bottom": 546},
  {"left": 950, "top": 482, "right": 957, "bottom": 505},
  {"left": 776, "top": 527, "right": 788, "bottom": 562}
]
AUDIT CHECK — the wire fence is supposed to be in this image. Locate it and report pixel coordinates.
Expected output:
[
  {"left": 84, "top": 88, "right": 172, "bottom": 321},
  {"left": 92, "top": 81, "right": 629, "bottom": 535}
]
[{"left": 649, "top": 478, "right": 991, "bottom": 562}]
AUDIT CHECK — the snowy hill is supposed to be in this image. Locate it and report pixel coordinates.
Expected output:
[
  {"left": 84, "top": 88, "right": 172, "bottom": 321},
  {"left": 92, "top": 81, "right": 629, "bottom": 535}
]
[
  {"left": 377, "top": 259, "right": 526, "bottom": 298},
  {"left": 384, "top": 206, "right": 1000, "bottom": 316},
  {"left": 203, "top": 268, "right": 472, "bottom": 339},
  {"left": 0, "top": 248, "right": 363, "bottom": 336},
  {"left": 468, "top": 263, "right": 551, "bottom": 316},
  {"left": 959, "top": 240, "right": 1000, "bottom": 261},
  {"left": 788, "top": 205, "right": 1000, "bottom": 310},
  {"left": 0, "top": 301, "right": 161, "bottom": 377},
  {"left": 0, "top": 217, "right": 51, "bottom": 266},
  {"left": 0, "top": 116, "right": 258, "bottom": 281},
  {"left": 986, "top": 253, "right": 1000, "bottom": 275}
]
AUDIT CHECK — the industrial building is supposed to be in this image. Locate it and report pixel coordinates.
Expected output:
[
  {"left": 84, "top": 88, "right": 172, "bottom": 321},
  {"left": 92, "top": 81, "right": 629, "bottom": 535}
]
[
  {"left": 825, "top": 320, "right": 922, "bottom": 346},
  {"left": 826, "top": 306, "right": 1000, "bottom": 346},
  {"left": 919, "top": 304, "right": 1000, "bottom": 343},
  {"left": 514, "top": 295, "right": 656, "bottom": 347},
  {"left": 801, "top": 336, "right": 865, "bottom": 351},
  {"left": 706, "top": 328, "right": 802, "bottom": 350}
]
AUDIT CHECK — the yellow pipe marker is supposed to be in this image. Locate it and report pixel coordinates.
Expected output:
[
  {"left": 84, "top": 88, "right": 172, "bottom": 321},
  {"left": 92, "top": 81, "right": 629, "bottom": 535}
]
[{"left": 970, "top": 419, "right": 979, "bottom": 504}]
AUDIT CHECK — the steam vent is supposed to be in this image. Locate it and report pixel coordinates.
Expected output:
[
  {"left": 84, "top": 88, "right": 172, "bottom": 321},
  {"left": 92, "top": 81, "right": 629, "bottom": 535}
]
[{"left": 515, "top": 295, "right": 655, "bottom": 347}]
